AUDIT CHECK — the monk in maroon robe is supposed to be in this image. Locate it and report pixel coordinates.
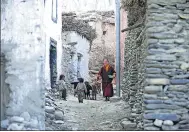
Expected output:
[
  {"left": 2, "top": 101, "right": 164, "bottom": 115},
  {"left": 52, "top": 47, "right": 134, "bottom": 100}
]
[{"left": 97, "top": 59, "right": 116, "bottom": 101}]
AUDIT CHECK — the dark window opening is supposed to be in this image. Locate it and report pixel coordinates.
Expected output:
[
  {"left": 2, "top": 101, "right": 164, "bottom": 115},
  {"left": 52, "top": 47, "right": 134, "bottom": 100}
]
[
  {"left": 49, "top": 38, "right": 57, "bottom": 88},
  {"left": 103, "top": 31, "right": 107, "bottom": 35},
  {"left": 51, "top": 0, "right": 58, "bottom": 23}
]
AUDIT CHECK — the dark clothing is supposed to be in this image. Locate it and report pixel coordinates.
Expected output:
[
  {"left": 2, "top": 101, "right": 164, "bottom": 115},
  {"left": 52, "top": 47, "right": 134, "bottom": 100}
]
[
  {"left": 92, "top": 85, "right": 97, "bottom": 100},
  {"left": 98, "top": 66, "right": 116, "bottom": 97},
  {"left": 85, "top": 83, "right": 92, "bottom": 99},
  {"left": 62, "top": 89, "right": 67, "bottom": 100},
  {"left": 71, "top": 82, "right": 79, "bottom": 89},
  {"left": 71, "top": 82, "right": 79, "bottom": 96}
]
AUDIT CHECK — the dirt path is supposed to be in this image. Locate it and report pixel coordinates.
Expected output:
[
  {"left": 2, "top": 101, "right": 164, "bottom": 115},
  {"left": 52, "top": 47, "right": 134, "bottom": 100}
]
[{"left": 55, "top": 94, "right": 130, "bottom": 130}]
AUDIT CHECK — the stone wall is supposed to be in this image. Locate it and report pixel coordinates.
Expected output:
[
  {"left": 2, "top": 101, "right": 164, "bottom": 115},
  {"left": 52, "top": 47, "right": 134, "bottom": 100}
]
[
  {"left": 121, "top": 0, "right": 147, "bottom": 130},
  {"left": 143, "top": 0, "right": 189, "bottom": 130},
  {"left": 89, "top": 20, "right": 116, "bottom": 70},
  {"left": 76, "top": 11, "right": 116, "bottom": 72},
  {"left": 1, "top": 0, "right": 45, "bottom": 130}
]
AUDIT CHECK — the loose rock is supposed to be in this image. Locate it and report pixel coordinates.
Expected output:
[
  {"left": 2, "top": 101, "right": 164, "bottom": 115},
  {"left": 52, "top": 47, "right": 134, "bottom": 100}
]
[
  {"left": 10, "top": 116, "right": 24, "bottom": 123},
  {"left": 45, "top": 106, "right": 55, "bottom": 114},
  {"left": 7, "top": 123, "right": 24, "bottom": 130},
  {"left": 20, "top": 112, "right": 30, "bottom": 122},
  {"left": 154, "top": 119, "right": 163, "bottom": 127},
  {"left": 163, "top": 120, "right": 174, "bottom": 126},
  {"left": 54, "top": 110, "right": 64, "bottom": 120},
  {"left": 120, "top": 120, "right": 136, "bottom": 129}
]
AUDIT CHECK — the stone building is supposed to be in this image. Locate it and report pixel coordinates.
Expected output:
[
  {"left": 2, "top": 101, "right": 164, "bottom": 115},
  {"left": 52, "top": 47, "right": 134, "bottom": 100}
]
[
  {"left": 1, "top": 0, "right": 62, "bottom": 130},
  {"left": 61, "top": 0, "right": 120, "bottom": 82},
  {"left": 121, "top": 0, "right": 189, "bottom": 131},
  {"left": 61, "top": 13, "right": 97, "bottom": 84}
]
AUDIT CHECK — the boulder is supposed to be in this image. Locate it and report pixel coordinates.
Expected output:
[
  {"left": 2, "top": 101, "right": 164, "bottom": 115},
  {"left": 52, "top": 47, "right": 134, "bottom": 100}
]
[
  {"left": 54, "top": 110, "right": 64, "bottom": 120},
  {"left": 120, "top": 120, "right": 136, "bottom": 129},
  {"left": 162, "top": 124, "right": 179, "bottom": 130},
  {"left": 29, "top": 119, "right": 38, "bottom": 128},
  {"left": 7, "top": 123, "right": 24, "bottom": 130},
  {"left": 45, "top": 106, "right": 55, "bottom": 114},
  {"left": 154, "top": 119, "right": 163, "bottom": 127},
  {"left": 10, "top": 116, "right": 24, "bottom": 123},
  {"left": 163, "top": 120, "right": 174, "bottom": 126}
]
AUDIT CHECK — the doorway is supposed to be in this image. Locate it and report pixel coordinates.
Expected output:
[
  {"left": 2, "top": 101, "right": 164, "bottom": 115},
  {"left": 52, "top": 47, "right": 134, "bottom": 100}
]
[{"left": 49, "top": 38, "right": 57, "bottom": 89}]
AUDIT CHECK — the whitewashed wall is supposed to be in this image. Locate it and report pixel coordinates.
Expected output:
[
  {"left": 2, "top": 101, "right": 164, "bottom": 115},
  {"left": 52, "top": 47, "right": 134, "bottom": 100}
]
[
  {"left": 44, "top": 0, "right": 63, "bottom": 89},
  {"left": 62, "top": 0, "right": 115, "bottom": 12},
  {"left": 1, "top": 0, "right": 45, "bottom": 130},
  {"left": 62, "top": 32, "right": 90, "bottom": 82}
]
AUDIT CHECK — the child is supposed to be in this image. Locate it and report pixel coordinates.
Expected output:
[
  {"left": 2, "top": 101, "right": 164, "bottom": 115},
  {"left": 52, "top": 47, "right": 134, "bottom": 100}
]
[
  {"left": 76, "top": 78, "right": 87, "bottom": 103},
  {"left": 91, "top": 83, "right": 97, "bottom": 100},
  {"left": 57, "top": 74, "right": 67, "bottom": 101},
  {"left": 84, "top": 81, "right": 92, "bottom": 99},
  {"left": 95, "top": 79, "right": 101, "bottom": 94}
]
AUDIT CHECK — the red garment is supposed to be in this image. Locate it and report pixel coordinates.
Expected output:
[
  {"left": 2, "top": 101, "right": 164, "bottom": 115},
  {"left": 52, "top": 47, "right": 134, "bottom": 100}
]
[
  {"left": 102, "top": 82, "right": 113, "bottom": 97},
  {"left": 97, "top": 65, "right": 115, "bottom": 97}
]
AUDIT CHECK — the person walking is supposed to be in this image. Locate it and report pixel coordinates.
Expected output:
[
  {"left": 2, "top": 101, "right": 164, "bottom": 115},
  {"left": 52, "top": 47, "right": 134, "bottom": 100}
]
[
  {"left": 97, "top": 58, "right": 116, "bottom": 101},
  {"left": 76, "top": 78, "right": 87, "bottom": 103},
  {"left": 57, "top": 74, "right": 67, "bottom": 101}
]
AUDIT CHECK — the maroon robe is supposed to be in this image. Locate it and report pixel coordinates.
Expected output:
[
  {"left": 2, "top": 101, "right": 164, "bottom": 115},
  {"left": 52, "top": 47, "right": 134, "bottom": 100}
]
[{"left": 98, "top": 66, "right": 116, "bottom": 97}]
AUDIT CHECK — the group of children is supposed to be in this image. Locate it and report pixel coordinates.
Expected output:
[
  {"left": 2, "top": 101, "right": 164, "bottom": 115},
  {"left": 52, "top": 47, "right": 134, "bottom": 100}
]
[
  {"left": 75, "top": 78, "right": 99, "bottom": 103},
  {"left": 57, "top": 74, "right": 101, "bottom": 103}
]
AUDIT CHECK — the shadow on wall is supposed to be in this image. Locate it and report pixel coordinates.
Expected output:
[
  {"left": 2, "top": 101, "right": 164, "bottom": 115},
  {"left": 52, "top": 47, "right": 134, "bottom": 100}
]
[{"left": 1, "top": 54, "right": 11, "bottom": 121}]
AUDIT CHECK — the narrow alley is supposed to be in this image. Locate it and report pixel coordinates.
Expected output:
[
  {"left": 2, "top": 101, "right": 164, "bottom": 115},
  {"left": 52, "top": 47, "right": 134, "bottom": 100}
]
[{"left": 1, "top": 0, "right": 189, "bottom": 131}]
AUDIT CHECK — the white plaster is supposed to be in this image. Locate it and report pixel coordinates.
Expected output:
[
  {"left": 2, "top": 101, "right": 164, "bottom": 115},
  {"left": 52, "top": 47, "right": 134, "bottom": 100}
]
[
  {"left": 0, "top": 0, "right": 49, "bottom": 130},
  {"left": 62, "top": 32, "right": 90, "bottom": 82},
  {"left": 44, "top": 0, "right": 63, "bottom": 88}
]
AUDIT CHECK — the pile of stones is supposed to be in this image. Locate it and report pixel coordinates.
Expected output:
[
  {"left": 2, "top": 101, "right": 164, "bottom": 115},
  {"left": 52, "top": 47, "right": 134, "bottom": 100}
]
[
  {"left": 1, "top": 112, "right": 41, "bottom": 130},
  {"left": 45, "top": 91, "right": 65, "bottom": 130}
]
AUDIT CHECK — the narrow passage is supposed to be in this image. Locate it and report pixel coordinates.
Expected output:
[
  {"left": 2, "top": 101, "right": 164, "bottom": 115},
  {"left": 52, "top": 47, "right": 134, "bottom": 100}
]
[{"left": 55, "top": 94, "right": 130, "bottom": 130}]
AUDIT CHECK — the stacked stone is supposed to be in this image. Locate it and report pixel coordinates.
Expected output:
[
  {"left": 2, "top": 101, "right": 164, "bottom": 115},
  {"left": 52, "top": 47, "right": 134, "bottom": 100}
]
[
  {"left": 61, "top": 46, "right": 73, "bottom": 91},
  {"left": 121, "top": 26, "right": 146, "bottom": 130},
  {"left": 144, "top": 0, "right": 189, "bottom": 130},
  {"left": 45, "top": 91, "right": 64, "bottom": 130}
]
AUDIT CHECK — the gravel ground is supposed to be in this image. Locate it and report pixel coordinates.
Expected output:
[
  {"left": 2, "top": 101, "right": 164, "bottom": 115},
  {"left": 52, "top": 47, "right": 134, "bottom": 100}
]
[{"left": 53, "top": 94, "right": 130, "bottom": 130}]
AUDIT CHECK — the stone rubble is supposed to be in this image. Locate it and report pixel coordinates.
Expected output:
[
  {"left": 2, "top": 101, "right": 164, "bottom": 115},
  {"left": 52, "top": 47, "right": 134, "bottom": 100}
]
[{"left": 44, "top": 90, "right": 68, "bottom": 130}]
